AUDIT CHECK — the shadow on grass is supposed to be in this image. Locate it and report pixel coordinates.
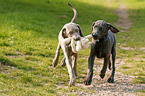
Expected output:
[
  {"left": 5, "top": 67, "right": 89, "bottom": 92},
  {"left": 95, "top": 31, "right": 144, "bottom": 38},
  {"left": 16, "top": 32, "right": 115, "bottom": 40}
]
[
  {"left": 0, "top": 56, "right": 17, "bottom": 67},
  {"left": 0, "top": 55, "right": 35, "bottom": 72}
]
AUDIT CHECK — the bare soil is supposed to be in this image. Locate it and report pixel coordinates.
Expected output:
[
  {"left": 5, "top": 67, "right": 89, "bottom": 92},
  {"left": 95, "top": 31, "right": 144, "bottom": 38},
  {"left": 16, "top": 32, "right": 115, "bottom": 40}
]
[
  {"left": 114, "top": 4, "right": 132, "bottom": 32},
  {"left": 75, "top": 59, "right": 145, "bottom": 96}
]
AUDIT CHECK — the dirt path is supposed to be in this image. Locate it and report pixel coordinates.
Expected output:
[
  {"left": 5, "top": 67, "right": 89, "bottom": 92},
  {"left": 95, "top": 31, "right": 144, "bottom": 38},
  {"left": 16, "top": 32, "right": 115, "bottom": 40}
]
[
  {"left": 114, "top": 4, "right": 132, "bottom": 32},
  {"left": 75, "top": 59, "right": 145, "bottom": 96}
]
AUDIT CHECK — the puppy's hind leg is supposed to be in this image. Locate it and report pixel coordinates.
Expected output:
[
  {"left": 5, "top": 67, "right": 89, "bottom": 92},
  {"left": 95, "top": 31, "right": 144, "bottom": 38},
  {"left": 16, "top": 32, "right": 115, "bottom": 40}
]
[
  {"left": 52, "top": 43, "right": 61, "bottom": 67},
  {"left": 108, "top": 59, "right": 111, "bottom": 70},
  {"left": 107, "top": 46, "right": 116, "bottom": 83}
]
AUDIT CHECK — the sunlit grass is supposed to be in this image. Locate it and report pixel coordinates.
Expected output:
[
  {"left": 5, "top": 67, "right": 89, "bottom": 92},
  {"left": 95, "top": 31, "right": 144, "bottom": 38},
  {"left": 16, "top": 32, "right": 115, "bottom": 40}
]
[{"left": 0, "top": 0, "right": 145, "bottom": 95}]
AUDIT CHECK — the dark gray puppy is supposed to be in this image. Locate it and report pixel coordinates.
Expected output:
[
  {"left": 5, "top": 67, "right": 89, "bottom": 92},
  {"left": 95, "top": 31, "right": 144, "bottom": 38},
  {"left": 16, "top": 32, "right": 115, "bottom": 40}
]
[{"left": 84, "top": 20, "right": 119, "bottom": 85}]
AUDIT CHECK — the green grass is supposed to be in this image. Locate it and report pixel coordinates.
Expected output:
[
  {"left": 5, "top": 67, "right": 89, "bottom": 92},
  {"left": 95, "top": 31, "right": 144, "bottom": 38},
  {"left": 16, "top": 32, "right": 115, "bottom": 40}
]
[
  {"left": 0, "top": 0, "right": 145, "bottom": 95},
  {"left": 117, "top": 0, "right": 145, "bottom": 84}
]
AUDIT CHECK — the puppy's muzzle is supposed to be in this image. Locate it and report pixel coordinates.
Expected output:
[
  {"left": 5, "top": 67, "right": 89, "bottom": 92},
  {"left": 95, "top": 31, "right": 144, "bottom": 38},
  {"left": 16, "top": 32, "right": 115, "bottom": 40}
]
[
  {"left": 74, "top": 36, "right": 81, "bottom": 41},
  {"left": 92, "top": 33, "right": 99, "bottom": 40}
]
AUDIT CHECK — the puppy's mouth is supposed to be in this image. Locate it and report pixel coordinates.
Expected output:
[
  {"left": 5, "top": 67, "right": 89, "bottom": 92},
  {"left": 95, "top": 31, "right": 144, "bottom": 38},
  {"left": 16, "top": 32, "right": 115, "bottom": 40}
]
[
  {"left": 74, "top": 38, "right": 81, "bottom": 41},
  {"left": 93, "top": 36, "right": 99, "bottom": 40},
  {"left": 92, "top": 35, "right": 100, "bottom": 40},
  {"left": 92, "top": 33, "right": 100, "bottom": 40}
]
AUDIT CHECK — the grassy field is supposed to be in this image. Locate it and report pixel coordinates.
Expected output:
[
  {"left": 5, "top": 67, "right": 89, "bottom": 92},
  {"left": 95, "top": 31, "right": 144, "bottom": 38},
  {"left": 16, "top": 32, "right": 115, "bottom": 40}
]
[{"left": 0, "top": 0, "right": 145, "bottom": 95}]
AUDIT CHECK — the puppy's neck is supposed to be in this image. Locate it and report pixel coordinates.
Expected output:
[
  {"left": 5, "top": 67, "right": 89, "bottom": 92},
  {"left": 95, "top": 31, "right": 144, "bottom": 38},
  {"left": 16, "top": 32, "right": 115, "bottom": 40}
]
[{"left": 99, "top": 34, "right": 108, "bottom": 43}]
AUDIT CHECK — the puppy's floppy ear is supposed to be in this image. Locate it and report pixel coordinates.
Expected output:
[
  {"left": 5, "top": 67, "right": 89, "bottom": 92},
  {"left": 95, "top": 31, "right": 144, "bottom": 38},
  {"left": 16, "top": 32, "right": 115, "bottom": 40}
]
[
  {"left": 77, "top": 24, "right": 84, "bottom": 37},
  {"left": 107, "top": 23, "right": 119, "bottom": 33},
  {"left": 62, "top": 28, "right": 68, "bottom": 38},
  {"left": 92, "top": 22, "right": 95, "bottom": 30}
]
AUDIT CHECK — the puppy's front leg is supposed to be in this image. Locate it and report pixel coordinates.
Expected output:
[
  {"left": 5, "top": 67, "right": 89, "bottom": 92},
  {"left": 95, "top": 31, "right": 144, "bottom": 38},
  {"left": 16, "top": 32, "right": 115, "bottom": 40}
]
[
  {"left": 61, "top": 44, "right": 76, "bottom": 86},
  {"left": 52, "top": 43, "right": 61, "bottom": 67},
  {"left": 72, "top": 53, "right": 78, "bottom": 78},
  {"left": 84, "top": 43, "right": 95, "bottom": 85}
]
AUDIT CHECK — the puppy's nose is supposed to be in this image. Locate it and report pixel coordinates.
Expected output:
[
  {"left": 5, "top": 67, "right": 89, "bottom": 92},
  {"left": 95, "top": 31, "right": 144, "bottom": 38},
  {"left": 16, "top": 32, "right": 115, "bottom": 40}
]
[
  {"left": 74, "top": 36, "right": 81, "bottom": 41},
  {"left": 92, "top": 33, "right": 98, "bottom": 40}
]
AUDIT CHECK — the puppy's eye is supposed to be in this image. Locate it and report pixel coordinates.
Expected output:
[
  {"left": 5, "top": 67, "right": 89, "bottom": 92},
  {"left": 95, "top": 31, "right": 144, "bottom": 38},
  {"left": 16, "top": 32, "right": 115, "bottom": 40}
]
[{"left": 75, "top": 29, "right": 78, "bottom": 32}]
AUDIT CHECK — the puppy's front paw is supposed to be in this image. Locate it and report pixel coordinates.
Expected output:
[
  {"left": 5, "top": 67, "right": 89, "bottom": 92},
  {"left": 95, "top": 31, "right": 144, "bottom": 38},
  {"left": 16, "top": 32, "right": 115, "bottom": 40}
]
[
  {"left": 84, "top": 77, "right": 92, "bottom": 85},
  {"left": 99, "top": 73, "right": 105, "bottom": 79},
  {"left": 107, "top": 77, "right": 114, "bottom": 83},
  {"left": 52, "top": 59, "right": 58, "bottom": 67},
  {"left": 68, "top": 81, "right": 75, "bottom": 86}
]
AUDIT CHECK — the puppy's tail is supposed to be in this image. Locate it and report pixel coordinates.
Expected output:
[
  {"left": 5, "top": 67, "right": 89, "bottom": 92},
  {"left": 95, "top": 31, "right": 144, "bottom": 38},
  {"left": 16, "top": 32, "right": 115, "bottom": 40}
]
[{"left": 67, "top": 2, "right": 77, "bottom": 23}]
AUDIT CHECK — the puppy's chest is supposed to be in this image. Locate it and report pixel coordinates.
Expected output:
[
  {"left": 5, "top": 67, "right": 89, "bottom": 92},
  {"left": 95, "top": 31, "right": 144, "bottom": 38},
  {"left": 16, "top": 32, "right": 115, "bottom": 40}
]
[{"left": 95, "top": 44, "right": 106, "bottom": 58}]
